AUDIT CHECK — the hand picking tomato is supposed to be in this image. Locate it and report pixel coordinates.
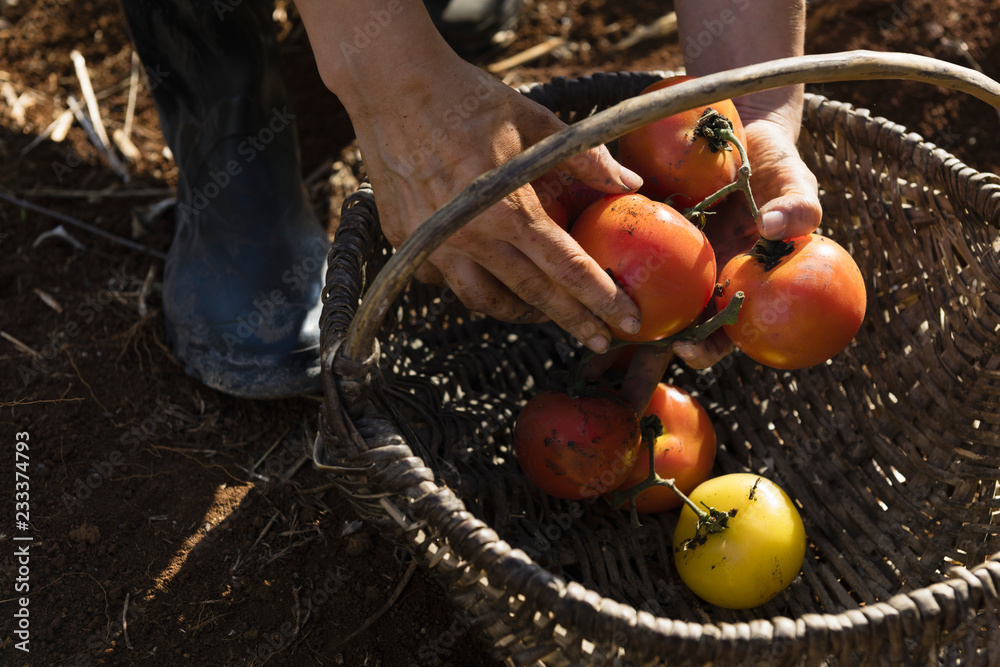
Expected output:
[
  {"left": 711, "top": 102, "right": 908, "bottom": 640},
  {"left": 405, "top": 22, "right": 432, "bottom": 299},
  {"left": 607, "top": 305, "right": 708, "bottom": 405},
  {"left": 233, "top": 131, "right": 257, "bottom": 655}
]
[
  {"left": 571, "top": 193, "right": 717, "bottom": 342},
  {"left": 672, "top": 473, "right": 806, "bottom": 609},
  {"left": 715, "top": 233, "right": 867, "bottom": 369},
  {"left": 618, "top": 75, "right": 746, "bottom": 210},
  {"left": 513, "top": 389, "right": 641, "bottom": 500},
  {"left": 614, "top": 383, "right": 716, "bottom": 513}
]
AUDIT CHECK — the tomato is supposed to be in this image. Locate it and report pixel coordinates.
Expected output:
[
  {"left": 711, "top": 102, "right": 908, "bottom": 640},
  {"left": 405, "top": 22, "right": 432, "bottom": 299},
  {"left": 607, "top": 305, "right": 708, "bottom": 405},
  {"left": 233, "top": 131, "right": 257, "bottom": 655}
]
[
  {"left": 571, "top": 193, "right": 717, "bottom": 342},
  {"left": 673, "top": 473, "right": 806, "bottom": 609},
  {"left": 618, "top": 75, "right": 746, "bottom": 210},
  {"left": 715, "top": 233, "right": 867, "bottom": 369},
  {"left": 614, "top": 383, "right": 716, "bottom": 513},
  {"left": 513, "top": 390, "right": 641, "bottom": 500}
]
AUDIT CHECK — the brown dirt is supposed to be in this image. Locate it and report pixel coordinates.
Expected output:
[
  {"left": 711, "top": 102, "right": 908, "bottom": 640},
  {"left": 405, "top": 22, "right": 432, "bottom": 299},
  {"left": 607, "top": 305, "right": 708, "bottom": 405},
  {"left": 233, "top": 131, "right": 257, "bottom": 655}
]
[{"left": 1, "top": 0, "right": 997, "bottom": 665}]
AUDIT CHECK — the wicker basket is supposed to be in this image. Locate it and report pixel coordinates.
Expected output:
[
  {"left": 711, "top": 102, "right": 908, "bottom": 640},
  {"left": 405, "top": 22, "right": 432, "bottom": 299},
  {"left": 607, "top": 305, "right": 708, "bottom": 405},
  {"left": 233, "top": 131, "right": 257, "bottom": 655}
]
[{"left": 316, "top": 64, "right": 1000, "bottom": 665}]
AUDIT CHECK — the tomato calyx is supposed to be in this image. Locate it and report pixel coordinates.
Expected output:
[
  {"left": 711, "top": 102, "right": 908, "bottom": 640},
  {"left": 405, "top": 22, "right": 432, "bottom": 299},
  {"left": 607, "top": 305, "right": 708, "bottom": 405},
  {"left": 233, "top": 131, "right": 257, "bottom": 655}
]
[
  {"left": 676, "top": 505, "right": 739, "bottom": 552},
  {"left": 748, "top": 235, "right": 796, "bottom": 271},
  {"left": 683, "top": 111, "right": 759, "bottom": 223},
  {"left": 693, "top": 108, "right": 737, "bottom": 154}
]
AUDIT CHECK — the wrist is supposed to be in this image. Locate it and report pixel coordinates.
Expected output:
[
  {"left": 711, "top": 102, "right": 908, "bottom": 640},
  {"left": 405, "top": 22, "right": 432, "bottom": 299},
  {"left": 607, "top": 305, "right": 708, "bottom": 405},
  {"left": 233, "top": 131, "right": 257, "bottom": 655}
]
[
  {"left": 676, "top": 0, "right": 805, "bottom": 136},
  {"left": 297, "top": 0, "right": 454, "bottom": 115},
  {"left": 735, "top": 87, "right": 804, "bottom": 138}
]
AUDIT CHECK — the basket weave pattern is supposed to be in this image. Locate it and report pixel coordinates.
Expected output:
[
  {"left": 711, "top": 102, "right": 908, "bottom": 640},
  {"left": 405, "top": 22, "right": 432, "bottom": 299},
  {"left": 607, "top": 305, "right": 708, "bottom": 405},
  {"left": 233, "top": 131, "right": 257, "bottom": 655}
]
[{"left": 317, "top": 72, "right": 1000, "bottom": 665}]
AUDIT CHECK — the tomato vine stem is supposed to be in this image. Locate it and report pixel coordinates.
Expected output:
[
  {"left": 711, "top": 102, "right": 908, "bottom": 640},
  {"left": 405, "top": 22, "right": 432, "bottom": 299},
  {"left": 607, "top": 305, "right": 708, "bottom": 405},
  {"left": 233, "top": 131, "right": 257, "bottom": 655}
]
[
  {"left": 569, "top": 292, "right": 745, "bottom": 391},
  {"left": 606, "top": 415, "right": 735, "bottom": 534},
  {"left": 644, "top": 291, "right": 744, "bottom": 350},
  {"left": 682, "top": 109, "right": 759, "bottom": 222}
]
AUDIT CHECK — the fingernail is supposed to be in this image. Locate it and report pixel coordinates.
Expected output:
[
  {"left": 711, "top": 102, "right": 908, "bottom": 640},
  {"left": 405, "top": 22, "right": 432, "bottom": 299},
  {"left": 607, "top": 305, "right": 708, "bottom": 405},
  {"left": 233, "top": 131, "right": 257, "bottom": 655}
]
[
  {"left": 673, "top": 341, "right": 696, "bottom": 360},
  {"left": 586, "top": 335, "right": 610, "bottom": 354},
  {"left": 761, "top": 210, "right": 787, "bottom": 239},
  {"left": 619, "top": 315, "right": 641, "bottom": 335},
  {"left": 619, "top": 166, "right": 644, "bottom": 191}
]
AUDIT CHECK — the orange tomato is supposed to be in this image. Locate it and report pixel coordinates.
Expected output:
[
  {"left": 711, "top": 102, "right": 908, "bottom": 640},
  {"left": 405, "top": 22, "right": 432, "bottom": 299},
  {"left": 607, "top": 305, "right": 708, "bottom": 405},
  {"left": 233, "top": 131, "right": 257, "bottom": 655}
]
[
  {"left": 716, "top": 233, "right": 867, "bottom": 369},
  {"left": 619, "top": 75, "right": 746, "bottom": 210},
  {"left": 572, "top": 193, "right": 716, "bottom": 342}
]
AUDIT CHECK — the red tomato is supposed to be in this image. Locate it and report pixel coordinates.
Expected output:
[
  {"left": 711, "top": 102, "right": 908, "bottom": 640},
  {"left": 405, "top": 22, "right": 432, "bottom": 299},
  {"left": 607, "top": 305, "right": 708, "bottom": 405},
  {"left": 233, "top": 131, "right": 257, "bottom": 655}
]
[
  {"left": 614, "top": 383, "right": 717, "bottom": 513},
  {"left": 571, "top": 193, "right": 717, "bottom": 342},
  {"left": 716, "top": 233, "right": 867, "bottom": 369},
  {"left": 513, "top": 390, "right": 641, "bottom": 500},
  {"left": 618, "top": 75, "right": 746, "bottom": 210}
]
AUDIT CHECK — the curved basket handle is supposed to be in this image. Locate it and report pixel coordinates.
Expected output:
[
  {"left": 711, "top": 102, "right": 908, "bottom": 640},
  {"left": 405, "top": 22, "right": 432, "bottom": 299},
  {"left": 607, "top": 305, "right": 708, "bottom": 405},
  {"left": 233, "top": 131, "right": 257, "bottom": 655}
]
[{"left": 341, "top": 50, "right": 1000, "bottom": 362}]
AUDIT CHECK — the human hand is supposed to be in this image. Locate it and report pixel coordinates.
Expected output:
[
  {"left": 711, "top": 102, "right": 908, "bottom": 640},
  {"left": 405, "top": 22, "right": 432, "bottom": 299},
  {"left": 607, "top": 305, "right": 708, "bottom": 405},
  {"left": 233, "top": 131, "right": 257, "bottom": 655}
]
[
  {"left": 358, "top": 57, "right": 646, "bottom": 354},
  {"left": 298, "top": 2, "right": 644, "bottom": 354}
]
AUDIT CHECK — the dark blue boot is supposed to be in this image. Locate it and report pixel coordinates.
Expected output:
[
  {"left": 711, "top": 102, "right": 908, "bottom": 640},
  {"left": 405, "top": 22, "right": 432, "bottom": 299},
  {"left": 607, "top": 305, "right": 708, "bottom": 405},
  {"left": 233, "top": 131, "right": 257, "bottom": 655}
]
[
  {"left": 121, "top": 0, "right": 328, "bottom": 399},
  {"left": 427, "top": 0, "right": 524, "bottom": 57}
]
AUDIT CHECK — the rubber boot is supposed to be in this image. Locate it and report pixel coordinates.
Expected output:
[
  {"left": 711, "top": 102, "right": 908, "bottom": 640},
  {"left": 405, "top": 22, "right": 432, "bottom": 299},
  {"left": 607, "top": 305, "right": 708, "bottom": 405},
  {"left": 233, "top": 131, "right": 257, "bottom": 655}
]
[
  {"left": 426, "top": 0, "right": 524, "bottom": 57},
  {"left": 121, "top": 0, "right": 328, "bottom": 399}
]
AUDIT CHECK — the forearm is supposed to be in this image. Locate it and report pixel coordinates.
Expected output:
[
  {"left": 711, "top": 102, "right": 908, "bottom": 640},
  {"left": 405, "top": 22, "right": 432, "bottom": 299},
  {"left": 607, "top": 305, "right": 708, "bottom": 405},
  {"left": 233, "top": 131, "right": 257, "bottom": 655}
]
[
  {"left": 676, "top": 0, "right": 806, "bottom": 129},
  {"left": 295, "top": 0, "right": 452, "bottom": 117},
  {"left": 295, "top": 0, "right": 495, "bottom": 193}
]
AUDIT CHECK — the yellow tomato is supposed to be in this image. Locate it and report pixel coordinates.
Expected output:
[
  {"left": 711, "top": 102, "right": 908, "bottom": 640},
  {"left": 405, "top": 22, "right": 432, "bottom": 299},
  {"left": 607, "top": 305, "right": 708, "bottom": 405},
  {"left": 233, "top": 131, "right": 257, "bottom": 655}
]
[{"left": 672, "top": 473, "right": 806, "bottom": 609}]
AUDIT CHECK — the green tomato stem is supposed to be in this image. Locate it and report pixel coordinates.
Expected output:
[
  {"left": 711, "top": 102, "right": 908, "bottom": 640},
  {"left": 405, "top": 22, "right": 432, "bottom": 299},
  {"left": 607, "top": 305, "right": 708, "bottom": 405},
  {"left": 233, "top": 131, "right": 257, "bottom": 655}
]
[
  {"left": 644, "top": 291, "right": 744, "bottom": 349},
  {"left": 608, "top": 407, "right": 738, "bottom": 540},
  {"left": 608, "top": 415, "right": 712, "bottom": 527},
  {"left": 682, "top": 111, "right": 759, "bottom": 222},
  {"left": 573, "top": 291, "right": 745, "bottom": 387}
]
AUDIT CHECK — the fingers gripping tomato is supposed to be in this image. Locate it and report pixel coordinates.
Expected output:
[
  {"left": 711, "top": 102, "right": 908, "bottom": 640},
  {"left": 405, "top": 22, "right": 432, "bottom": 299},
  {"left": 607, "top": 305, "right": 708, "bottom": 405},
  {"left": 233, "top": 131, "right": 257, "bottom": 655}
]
[
  {"left": 716, "top": 233, "right": 867, "bottom": 369},
  {"left": 615, "top": 383, "right": 717, "bottom": 513},
  {"left": 618, "top": 75, "right": 746, "bottom": 210},
  {"left": 572, "top": 193, "right": 717, "bottom": 342},
  {"left": 513, "top": 390, "right": 641, "bottom": 500},
  {"left": 672, "top": 474, "right": 806, "bottom": 609}
]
